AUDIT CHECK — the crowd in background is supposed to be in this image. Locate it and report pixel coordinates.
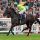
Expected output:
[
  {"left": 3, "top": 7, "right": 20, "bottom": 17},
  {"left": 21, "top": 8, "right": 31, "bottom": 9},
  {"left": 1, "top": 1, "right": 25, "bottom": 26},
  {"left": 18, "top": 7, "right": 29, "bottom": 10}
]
[{"left": 0, "top": 0, "right": 40, "bottom": 18}]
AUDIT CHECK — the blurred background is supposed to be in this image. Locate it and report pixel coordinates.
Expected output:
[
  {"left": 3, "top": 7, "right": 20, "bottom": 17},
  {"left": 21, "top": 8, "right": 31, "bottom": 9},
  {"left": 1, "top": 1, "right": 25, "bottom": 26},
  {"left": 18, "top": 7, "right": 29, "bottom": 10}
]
[{"left": 0, "top": 0, "right": 40, "bottom": 18}]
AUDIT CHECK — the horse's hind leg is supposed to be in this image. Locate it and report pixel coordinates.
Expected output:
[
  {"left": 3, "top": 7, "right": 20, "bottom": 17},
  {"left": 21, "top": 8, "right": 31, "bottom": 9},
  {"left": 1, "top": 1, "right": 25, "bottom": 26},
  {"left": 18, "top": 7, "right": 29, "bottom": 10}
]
[
  {"left": 27, "top": 24, "right": 32, "bottom": 36},
  {"left": 27, "top": 27, "right": 31, "bottom": 36},
  {"left": 22, "top": 27, "right": 28, "bottom": 32},
  {"left": 24, "top": 22, "right": 31, "bottom": 36}
]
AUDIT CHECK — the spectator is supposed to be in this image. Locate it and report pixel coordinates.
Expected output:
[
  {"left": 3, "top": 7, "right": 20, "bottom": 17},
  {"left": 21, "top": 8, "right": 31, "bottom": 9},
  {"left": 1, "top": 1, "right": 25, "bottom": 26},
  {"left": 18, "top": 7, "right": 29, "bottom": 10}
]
[{"left": 0, "top": 7, "right": 4, "bottom": 18}]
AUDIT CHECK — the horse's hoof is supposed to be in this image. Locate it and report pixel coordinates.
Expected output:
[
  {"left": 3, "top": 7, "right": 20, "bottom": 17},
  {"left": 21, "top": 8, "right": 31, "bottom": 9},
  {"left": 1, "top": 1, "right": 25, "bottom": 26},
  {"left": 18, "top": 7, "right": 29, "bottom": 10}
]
[
  {"left": 12, "top": 33, "right": 14, "bottom": 35},
  {"left": 7, "top": 34, "right": 9, "bottom": 36},
  {"left": 12, "top": 34, "right": 14, "bottom": 35},
  {"left": 27, "top": 34, "right": 29, "bottom": 36},
  {"left": 7, "top": 33, "right": 10, "bottom": 36},
  {"left": 11, "top": 32, "right": 14, "bottom": 35}
]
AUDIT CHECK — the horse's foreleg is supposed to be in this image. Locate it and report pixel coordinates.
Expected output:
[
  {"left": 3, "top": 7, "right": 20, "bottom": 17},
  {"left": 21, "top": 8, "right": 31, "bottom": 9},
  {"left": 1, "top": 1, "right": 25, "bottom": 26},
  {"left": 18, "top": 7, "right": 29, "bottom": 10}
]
[
  {"left": 11, "top": 26, "right": 14, "bottom": 35},
  {"left": 7, "top": 29, "right": 10, "bottom": 36},
  {"left": 7, "top": 25, "right": 14, "bottom": 36},
  {"left": 7, "top": 28, "right": 11, "bottom": 36}
]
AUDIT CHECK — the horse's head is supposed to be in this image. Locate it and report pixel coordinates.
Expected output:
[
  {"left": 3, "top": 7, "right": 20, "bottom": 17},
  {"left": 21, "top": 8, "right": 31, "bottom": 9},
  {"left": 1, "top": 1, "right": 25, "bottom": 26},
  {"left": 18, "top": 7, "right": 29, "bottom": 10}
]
[{"left": 3, "top": 6, "right": 19, "bottom": 18}]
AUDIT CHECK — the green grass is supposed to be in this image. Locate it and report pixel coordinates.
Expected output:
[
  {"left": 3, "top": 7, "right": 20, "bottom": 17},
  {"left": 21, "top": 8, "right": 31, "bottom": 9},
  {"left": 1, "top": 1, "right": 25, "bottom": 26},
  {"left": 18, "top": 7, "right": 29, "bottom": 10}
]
[{"left": 0, "top": 34, "right": 40, "bottom": 40}]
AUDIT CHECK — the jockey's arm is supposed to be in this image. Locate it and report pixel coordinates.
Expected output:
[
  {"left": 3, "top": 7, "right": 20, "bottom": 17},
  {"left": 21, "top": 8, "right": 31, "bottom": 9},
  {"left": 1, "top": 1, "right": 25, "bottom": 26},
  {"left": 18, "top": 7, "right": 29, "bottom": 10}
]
[
  {"left": 25, "top": 10, "right": 29, "bottom": 15},
  {"left": 25, "top": 8, "right": 33, "bottom": 15}
]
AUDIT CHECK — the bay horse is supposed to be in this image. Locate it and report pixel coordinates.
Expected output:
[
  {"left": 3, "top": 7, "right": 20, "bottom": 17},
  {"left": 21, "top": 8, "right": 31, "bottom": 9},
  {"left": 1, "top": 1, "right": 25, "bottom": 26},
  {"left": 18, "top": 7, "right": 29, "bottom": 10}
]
[{"left": 3, "top": 7, "right": 40, "bottom": 36}]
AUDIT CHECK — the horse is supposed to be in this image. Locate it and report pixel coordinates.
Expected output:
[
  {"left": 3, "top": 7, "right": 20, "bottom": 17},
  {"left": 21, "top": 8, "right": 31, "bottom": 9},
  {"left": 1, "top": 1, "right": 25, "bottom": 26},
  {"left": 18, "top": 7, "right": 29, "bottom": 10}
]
[{"left": 3, "top": 7, "right": 40, "bottom": 36}]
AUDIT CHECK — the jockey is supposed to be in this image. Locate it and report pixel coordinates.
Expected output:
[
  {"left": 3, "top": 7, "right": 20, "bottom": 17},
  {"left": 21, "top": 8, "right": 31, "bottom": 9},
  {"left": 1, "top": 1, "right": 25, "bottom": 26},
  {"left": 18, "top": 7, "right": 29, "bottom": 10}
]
[
  {"left": 17, "top": 1, "right": 29, "bottom": 19},
  {"left": 17, "top": 4, "right": 27, "bottom": 19}
]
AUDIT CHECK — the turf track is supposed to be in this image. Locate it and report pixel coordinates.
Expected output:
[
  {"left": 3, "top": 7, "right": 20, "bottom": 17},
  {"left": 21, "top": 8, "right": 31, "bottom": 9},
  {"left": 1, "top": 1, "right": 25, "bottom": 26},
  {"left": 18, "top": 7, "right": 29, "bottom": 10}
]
[{"left": 0, "top": 34, "right": 40, "bottom": 40}]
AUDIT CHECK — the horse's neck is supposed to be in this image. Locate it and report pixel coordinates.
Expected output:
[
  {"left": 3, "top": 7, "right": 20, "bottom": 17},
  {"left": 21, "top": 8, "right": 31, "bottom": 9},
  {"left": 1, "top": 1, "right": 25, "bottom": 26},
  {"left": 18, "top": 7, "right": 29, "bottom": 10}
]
[{"left": 10, "top": 8, "right": 18, "bottom": 18}]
